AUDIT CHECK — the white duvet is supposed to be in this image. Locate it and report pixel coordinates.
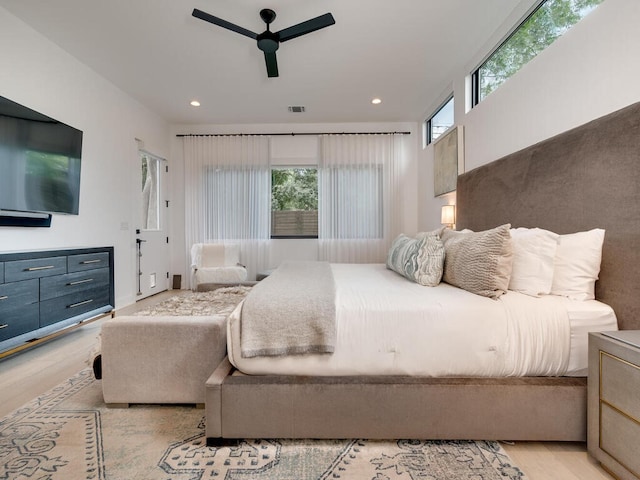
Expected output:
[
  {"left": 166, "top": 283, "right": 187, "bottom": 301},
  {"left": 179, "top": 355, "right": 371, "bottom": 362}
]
[{"left": 228, "top": 263, "right": 617, "bottom": 377}]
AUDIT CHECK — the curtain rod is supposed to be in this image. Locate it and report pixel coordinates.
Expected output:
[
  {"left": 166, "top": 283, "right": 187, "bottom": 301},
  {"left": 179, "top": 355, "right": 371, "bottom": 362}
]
[{"left": 176, "top": 131, "right": 411, "bottom": 137}]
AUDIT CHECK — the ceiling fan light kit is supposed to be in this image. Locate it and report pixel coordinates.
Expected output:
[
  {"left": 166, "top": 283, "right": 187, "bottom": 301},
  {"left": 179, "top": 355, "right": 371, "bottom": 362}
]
[{"left": 192, "top": 7, "right": 335, "bottom": 78}]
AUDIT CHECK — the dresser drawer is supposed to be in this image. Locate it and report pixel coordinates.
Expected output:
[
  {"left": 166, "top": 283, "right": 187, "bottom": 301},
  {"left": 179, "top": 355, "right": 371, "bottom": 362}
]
[
  {"left": 40, "top": 286, "right": 111, "bottom": 327},
  {"left": 68, "top": 252, "right": 110, "bottom": 273},
  {"left": 600, "top": 351, "right": 640, "bottom": 421},
  {"left": 601, "top": 402, "right": 640, "bottom": 478},
  {"left": 5, "top": 256, "right": 67, "bottom": 282},
  {"left": 0, "top": 304, "right": 40, "bottom": 341},
  {"left": 0, "top": 279, "right": 39, "bottom": 310},
  {"left": 40, "top": 268, "right": 110, "bottom": 301}
]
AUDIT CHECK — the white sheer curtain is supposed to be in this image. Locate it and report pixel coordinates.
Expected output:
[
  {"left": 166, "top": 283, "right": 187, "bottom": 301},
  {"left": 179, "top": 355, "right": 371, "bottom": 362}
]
[
  {"left": 182, "top": 135, "right": 270, "bottom": 284},
  {"left": 318, "top": 134, "right": 404, "bottom": 263}
]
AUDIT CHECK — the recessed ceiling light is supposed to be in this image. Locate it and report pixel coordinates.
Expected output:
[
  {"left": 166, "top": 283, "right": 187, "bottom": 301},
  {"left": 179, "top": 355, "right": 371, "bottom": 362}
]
[
  {"left": 190, "top": 100, "right": 201, "bottom": 107},
  {"left": 371, "top": 98, "right": 382, "bottom": 105}
]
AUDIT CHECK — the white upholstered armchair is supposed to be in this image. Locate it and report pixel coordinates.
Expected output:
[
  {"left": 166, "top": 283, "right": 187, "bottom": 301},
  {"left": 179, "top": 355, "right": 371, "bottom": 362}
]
[{"left": 190, "top": 243, "right": 248, "bottom": 291}]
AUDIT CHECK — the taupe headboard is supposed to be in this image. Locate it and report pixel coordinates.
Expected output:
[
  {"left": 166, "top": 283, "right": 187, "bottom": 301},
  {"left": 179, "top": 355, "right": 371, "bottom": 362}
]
[{"left": 457, "top": 101, "right": 640, "bottom": 330}]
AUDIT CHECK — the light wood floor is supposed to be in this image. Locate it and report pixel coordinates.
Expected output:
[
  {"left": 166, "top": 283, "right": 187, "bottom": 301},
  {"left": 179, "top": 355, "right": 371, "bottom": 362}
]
[{"left": 0, "top": 290, "right": 613, "bottom": 480}]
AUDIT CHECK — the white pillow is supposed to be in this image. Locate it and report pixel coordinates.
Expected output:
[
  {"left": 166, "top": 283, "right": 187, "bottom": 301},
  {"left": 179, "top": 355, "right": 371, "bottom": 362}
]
[
  {"left": 550, "top": 228, "right": 605, "bottom": 301},
  {"left": 509, "top": 227, "right": 559, "bottom": 296}
]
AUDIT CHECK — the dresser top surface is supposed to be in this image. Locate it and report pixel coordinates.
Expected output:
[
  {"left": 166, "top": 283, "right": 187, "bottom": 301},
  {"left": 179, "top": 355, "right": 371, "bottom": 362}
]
[{"left": 601, "top": 330, "right": 640, "bottom": 350}]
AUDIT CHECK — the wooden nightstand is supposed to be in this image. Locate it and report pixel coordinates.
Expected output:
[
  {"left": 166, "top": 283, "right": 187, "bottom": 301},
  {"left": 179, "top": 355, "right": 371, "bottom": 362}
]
[{"left": 588, "top": 331, "right": 640, "bottom": 480}]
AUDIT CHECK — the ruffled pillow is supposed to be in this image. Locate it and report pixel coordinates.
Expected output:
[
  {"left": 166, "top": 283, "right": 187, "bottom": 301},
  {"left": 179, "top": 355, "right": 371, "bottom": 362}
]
[{"left": 386, "top": 233, "right": 444, "bottom": 286}]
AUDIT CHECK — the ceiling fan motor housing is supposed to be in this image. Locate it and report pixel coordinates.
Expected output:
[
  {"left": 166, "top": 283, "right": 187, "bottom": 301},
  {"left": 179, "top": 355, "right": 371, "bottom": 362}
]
[{"left": 257, "top": 31, "right": 279, "bottom": 53}]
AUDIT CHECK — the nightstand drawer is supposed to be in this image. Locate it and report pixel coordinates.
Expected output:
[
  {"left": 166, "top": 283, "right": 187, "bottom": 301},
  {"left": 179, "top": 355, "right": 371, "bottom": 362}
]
[
  {"left": 68, "top": 252, "right": 110, "bottom": 273},
  {"left": 601, "top": 402, "right": 640, "bottom": 478},
  {"left": 601, "top": 351, "right": 640, "bottom": 421},
  {"left": 0, "top": 304, "right": 40, "bottom": 341},
  {"left": 40, "top": 286, "right": 111, "bottom": 327},
  {"left": 40, "top": 268, "right": 110, "bottom": 301},
  {"left": 5, "top": 256, "right": 67, "bottom": 282},
  {"left": 0, "top": 279, "right": 39, "bottom": 310}
]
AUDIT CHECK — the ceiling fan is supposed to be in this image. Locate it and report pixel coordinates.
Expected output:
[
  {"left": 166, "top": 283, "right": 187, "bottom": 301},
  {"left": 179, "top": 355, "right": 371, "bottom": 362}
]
[{"left": 192, "top": 7, "right": 335, "bottom": 78}]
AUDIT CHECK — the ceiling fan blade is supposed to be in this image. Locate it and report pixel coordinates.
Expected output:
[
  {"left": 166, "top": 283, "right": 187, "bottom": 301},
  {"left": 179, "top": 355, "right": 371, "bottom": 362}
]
[
  {"left": 192, "top": 8, "right": 258, "bottom": 40},
  {"left": 277, "top": 13, "right": 335, "bottom": 42},
  {"left": 264, "top": 51, "right": 279, "bottom": 78}
]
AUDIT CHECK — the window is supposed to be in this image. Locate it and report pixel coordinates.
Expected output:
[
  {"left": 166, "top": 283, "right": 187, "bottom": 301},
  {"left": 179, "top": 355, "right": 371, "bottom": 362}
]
[
  {"left": 141, "top": 152, "right": 160, "bottom": 230},
  {"left": 472, "top": 0, "right": 603, "bottom": 105},
  {"left": 271, "top": 167, "right": 318, "bottom": 238},
  {"left": 425, "top": 96, "right": 454, "bottom": 146}
]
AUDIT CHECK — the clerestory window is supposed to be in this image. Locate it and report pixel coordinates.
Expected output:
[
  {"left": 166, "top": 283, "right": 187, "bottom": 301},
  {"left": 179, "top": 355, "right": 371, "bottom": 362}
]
[
  {"left": 471, "top": 0, "right": 604, "bottom": 105},
  {"left": 425, "top": 96, "right": 454, "bottom": 146}
]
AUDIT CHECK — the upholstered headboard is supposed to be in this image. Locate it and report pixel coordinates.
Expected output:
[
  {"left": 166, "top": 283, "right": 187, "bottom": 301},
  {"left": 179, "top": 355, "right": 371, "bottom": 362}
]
[{"left": 457, "top": 101, "right": 640, "bottom": 330}]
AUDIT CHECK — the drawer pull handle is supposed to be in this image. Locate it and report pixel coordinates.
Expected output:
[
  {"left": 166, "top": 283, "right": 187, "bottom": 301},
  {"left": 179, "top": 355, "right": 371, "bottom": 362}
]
[
  {"left": 80, "top": 260, "right": 102, "bottom": 264},
  {"left": 68, "top": 299, "right": 93, "bottom": 308},
  {"left": 68, "top": 278, "right": 93, "bottom": 286},
  {"left": 0, "top": 295, "right": 8, "bottom": 301},
  {"left": 0, "top": 324, "right": 7, "bottom": 329},
  {"left": 69, "top": 299, "right": 93, "bottom": 309},
  {"left": 26, "top": 265, "right": 55, "bottom": 272}
]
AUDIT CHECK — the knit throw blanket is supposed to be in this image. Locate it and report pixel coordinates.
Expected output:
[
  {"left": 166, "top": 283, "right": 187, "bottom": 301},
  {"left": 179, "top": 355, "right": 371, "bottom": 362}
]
[{"left": 240, "top": 261, "right": 336, "bottom": 358}]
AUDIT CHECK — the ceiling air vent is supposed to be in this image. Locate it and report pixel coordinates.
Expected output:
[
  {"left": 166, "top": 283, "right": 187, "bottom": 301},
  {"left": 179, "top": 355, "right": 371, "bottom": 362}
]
[{"left": 288, "top": 106, "right": 305, "bottom": 113}]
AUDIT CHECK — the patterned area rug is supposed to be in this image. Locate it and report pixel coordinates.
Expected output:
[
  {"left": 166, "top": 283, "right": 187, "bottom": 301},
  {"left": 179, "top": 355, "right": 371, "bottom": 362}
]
[
  {"left": 134, "top": 286, "right": 252, "bottom": 317},
  {"left": 0, "top": 370, "right": 528, "bottom": 480}
]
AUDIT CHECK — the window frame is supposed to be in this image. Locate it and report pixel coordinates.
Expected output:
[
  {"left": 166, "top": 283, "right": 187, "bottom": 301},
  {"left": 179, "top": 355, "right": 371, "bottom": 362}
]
[{"left": 425, "top": 95, "right": 454, "bottom": 146}]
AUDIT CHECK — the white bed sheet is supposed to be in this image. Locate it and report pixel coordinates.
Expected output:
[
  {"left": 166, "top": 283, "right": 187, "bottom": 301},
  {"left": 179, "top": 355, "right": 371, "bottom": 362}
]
[{"left": 228, "top": 263, "right": 617, "bottom": 377}]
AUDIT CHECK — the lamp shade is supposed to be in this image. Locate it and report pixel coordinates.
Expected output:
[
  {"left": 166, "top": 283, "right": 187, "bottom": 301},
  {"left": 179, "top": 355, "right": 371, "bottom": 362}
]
[{"left": 441, "top": 205, "right": 456, "bottom": 226}]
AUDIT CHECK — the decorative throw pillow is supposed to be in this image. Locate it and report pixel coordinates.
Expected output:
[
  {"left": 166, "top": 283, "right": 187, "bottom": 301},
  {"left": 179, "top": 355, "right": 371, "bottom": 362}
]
[
  {"left": 386, "top": 233, "right": 444, "bottom": 286},
  {"left": 440, "top": 224, "right": 513, "bottom": 299},
  {"left": 415, "top": 226, "right": 445, "bottom": 240},
  {"left": 550, "top": 228, "right": 605, "bottom": 301},
  {"left": 509, "top": 227, "right": 559, "bottom": 296}
]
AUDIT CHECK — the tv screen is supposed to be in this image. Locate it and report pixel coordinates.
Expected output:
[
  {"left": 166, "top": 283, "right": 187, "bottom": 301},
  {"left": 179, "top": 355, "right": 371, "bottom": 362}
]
[{"left": 0, "top": 95, "right": 82, "bottom": 215}]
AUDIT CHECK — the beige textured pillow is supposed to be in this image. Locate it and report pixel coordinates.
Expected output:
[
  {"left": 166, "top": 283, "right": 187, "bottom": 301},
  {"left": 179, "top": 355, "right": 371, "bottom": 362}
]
[{"left": 440, "top": 224, "right": 513, "bottom": 299}]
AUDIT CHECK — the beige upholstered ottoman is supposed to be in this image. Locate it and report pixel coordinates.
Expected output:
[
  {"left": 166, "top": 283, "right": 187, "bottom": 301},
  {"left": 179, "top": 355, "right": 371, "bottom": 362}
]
[{"left": 101, "top": 315, "right": 227, "bottom": 406}]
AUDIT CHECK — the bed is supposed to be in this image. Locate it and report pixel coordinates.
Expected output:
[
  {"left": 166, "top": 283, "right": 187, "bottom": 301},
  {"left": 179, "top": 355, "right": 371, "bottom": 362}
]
[
  {"left": 228, "top": 263, "right": 616, "bottom": 378},
  {"left": 205, "top": 100, "right": 640, "bottom": 444}
]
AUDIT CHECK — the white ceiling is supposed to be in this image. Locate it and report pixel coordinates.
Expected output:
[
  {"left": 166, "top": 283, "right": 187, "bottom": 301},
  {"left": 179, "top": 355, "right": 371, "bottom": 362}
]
[{"left": 1, "top": 0, "right": 528, "bottom": 125}]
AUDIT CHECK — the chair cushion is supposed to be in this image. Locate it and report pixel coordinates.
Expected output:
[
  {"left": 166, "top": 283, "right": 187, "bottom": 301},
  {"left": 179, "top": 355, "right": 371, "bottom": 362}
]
[
  {"left": 200, "top": 244, "right": 226, "bottom": 267},
  {"left": 196, "top": 266, "right": 248, "bottom": 284}
]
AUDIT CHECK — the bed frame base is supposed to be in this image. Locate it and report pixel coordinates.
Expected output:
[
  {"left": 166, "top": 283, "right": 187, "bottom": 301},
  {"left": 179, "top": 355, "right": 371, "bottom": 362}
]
[{"left": 206, "top": 358, "right": 587, "bottom": 442}]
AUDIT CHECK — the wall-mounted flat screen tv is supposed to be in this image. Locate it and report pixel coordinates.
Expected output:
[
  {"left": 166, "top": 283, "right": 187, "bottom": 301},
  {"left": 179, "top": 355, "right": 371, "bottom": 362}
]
[{"left": 0, "top": 95, "right": 82, "bottom": 215}]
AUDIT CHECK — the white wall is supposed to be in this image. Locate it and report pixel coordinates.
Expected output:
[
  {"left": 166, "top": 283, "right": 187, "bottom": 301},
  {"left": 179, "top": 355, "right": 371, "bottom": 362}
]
[
  {"left": 418, "top": 0, "right": 640, "bottom": 230},
  {"left": 9, "top": 0, "right": 630, "bottom": 297},
  {"left": 0, "top": 7, "right": 170, "bottom": 308},
  {"left": 168, "top": 122, "right": 418, "bottom": 282}
]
